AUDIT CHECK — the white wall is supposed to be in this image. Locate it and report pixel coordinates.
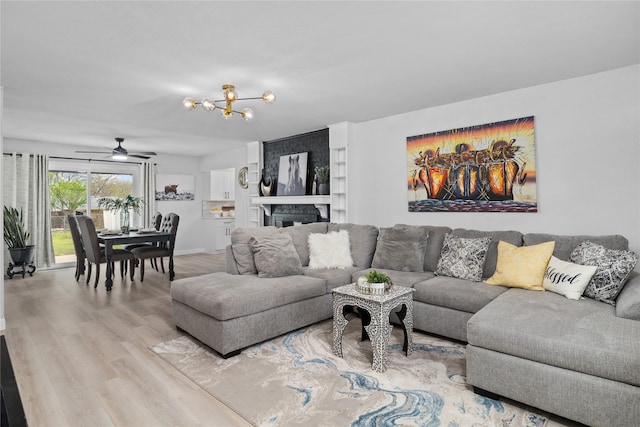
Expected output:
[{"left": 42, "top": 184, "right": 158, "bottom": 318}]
[
  {"left": 2, "top": 138, "right": 206, "bottom": 254},
  {"left": 350, "top": 65, "right": 640, "bottom": 255}
]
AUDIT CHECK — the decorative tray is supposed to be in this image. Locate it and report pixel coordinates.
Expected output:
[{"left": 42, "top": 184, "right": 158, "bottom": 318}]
[
  {"left": 137, "top": 228, "right": 157, "bottom": 233},
  {"left": 100, "top": 230, "right": 122, "bottom": 236}
]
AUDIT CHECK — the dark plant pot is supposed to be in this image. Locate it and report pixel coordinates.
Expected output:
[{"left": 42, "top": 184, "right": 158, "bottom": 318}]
[
  {"left": 8, "top": 245, "right": 35, "bottom": 266},
  {"left": 318, "top": 183, "right": 329, "bottom": 195}
]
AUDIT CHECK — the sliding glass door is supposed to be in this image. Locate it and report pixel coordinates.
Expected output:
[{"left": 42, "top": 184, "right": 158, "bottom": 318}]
[{"left": 48, "top": 159, "right": 140, "bottom": 265}]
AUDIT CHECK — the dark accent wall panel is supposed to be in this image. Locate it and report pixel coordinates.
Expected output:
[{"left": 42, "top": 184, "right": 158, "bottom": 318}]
[{"left": 263, "top": 128, "right": 330, "bottom": 225}]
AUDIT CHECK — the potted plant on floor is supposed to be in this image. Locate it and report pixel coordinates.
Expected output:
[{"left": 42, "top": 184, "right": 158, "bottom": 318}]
[
  {"left": 4, "top": 205, "right": 36, "bottom": 278},
  {"left": 314, "top": 166, "right": 330, "bottom": 195},
  {"left": 98, "top": 195, "right": 145, "bottom": 233}
]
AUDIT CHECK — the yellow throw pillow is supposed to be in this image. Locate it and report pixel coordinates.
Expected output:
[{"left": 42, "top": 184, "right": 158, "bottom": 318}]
[{"left": 485, "top": 241, "right": 555, "bottom": 291}]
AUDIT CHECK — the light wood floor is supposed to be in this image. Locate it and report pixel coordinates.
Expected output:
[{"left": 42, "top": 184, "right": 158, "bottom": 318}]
[{"left": 2, "top": 253, "right": 252, "bottom": 427}]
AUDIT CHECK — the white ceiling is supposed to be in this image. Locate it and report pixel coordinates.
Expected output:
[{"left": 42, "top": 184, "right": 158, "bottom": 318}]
[{"left": 2, "top": 1, "right": 639, "bottom": 157}]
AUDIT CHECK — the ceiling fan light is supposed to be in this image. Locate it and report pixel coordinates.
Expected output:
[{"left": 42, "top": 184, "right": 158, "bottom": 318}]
[
  {"left": 201, "top": 98, "right": 216, "bottom": 111},
  {"left": 241, "top": 108, "right": 254, "bottom": 121},
  {"left": 112, "top": 153, "right": 128, "bottom": 160},
  {"left": 182, "top": 97, "right": 197, "bottom": 110},
  {"left": 262, "top": 91, "right": 276, "bottom": 104}
]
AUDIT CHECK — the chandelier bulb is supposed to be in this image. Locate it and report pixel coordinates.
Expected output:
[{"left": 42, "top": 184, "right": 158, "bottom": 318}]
[
  {"left": 201, "top": 98, "right": 216, "bottom": 111},
  {"left": 182, "top": 97, "right": 197, "bottom": 110},
  {"left": 241, "top": 108, "right": 254, "bottom": 121},
  {"left": 262, "top": 91, "right": 276, "bottom": 104}
]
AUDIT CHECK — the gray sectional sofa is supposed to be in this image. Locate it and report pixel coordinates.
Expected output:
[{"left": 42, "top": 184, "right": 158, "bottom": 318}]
[{"left": 170, "top": 222, "right": 640, "bottom": 426}]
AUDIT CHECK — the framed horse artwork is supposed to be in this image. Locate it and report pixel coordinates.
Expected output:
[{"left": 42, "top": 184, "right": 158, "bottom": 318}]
[{"left": 277, "top": 152, "right": 308, "bottom": 196}]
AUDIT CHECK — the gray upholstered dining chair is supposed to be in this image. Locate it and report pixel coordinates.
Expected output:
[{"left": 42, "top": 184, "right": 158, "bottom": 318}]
[
  {"left": 67, "top": 214, "right": 86, "bottom": 281},
  {"left": 76, "top": 215, "right": 136, "bottom": 287},
  {"left": 131, "top": 213, "right": 179, "bottom": 281},
  {"left": 123, "top": 211, "right": 163, "bottom": 271}
]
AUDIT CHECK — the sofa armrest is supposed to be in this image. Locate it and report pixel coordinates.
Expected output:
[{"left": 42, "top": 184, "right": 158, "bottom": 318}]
[
  {"left": 225, "top": 245, "right": 240, "bottom": 275},
  {"left": 616, "top": 270, "right": 640, "bottom": 320}
]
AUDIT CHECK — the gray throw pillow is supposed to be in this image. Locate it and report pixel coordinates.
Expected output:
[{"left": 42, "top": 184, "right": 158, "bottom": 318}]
[
  {"left": 570, "top": 240, "right": 638, "bottom": 306},
  {"left": 436, "top": 234, "right": 492, "bottom": 282},
  {"left": 231, "top": 226, "right": 280, "bottom": 275},
  {"left": 249, "top": 234, "right": 304, "bottom": 278},
  {"left": 371, "top": 227, "right": 429, "bottom": 272}
]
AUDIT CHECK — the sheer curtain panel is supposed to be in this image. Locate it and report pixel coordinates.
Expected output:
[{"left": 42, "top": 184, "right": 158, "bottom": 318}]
[
  {"left": 142, "top": 162, "right": 157, "bottom": 228},
  {"left": 3, "top": 153, "right": 55, "bottom": 268}
]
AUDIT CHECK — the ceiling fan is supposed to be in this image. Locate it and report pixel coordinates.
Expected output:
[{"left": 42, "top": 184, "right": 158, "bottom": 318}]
[{"left": 76, "top": 138, "right": 157, "bottom": 160}]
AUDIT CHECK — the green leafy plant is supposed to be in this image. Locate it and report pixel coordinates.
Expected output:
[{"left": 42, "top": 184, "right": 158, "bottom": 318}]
[
  {"left": 97, "top": 195, "right": 144, "bottom": 214},
  {"left": 4, "top": 206, "right": 30, "bottom": 248},
  {"left": 365, "top": 269, "right": 391, "bottom": 284},
  {"left": 314, "top": 166, "right": 330, "bottom": 184}
]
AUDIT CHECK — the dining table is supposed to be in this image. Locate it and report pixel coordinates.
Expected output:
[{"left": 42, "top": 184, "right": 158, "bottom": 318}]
[{"left": 97, "top": 230, "right": 176, "bottom": 291}]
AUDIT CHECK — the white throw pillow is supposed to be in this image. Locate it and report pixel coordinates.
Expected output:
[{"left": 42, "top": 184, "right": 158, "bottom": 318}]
[
  {"left": 543, "top": 256, "right": 597, "bottom": 300},
  {"left": 308, "top": 230, "right": 354, "bottom": 269}
]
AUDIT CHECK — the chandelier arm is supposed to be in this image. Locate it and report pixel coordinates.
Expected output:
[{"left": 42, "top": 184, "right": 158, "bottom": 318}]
[{"left": 234, "top": 96, "right": 263, "bottom": 101}]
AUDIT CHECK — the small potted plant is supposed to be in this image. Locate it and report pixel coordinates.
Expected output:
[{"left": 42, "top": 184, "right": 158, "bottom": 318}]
[
  {"left": 357, "top": 270, "right": 392, "bottom": 295},
  {"left": 4, "top": 205, "right": 36, "bottom": 277},
  {"left": 98, "top": 195, "right": 144, "bottom": 233},
  {"left": 314, "top": 166, "right": 330, "bottom": 195}
]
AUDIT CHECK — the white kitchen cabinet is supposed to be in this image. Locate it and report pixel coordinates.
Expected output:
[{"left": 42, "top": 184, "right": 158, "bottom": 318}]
[
  {"left": 210, "top": 169, "right": 235, "bottom": 200},
  {"left": 203, "top": 218, "right": 235, "bottom": 253},
  {"left": 215, "top": 219, "right": 235, "bottom": 251}
]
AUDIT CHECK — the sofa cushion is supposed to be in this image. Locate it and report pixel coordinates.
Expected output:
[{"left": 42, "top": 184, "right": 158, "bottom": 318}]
[
  {"left": 570, "top": 241, "right": 638, "bottom": 306},
  {"left": 308, "top": 230, "right": 353, "bottom": 269},
  {"left": 249, "top": 234, "right": 303, "bottom": 278},
  {"left": 523, "top": 233, "right": 629, "bottom": 261},
  {"left": 280, "top": 222, "right": 328, "bottom": 266},
  {"left": 352, "top": 268, "right": 434, "bottom": 289},
  {"left": 451, "top": 229, "right": 522, "bottom": 278},
  {"left": 393, "top": 224, "right": 452, "bottom": 272},
  {"left": 485, "top": 241, "right": 555, "bottom": 291},
  {"left": 616, "top": 271, "right": 640, "bottom": 320},
  {"left": 303, "top": 266, "right": 360, "bottom": 292},
  {"left": 170, "top": 272, "right": 327, "bottom": 321},
  {"left": 371, "top": 226, "right": 428, "bottom": 272},
  {"left": 435, "top": 234, "right": 491, "bottom": 282},
  {"left": 467, "top": 288, "right": 640, "bottom": 387},
  {"left": 543, "top": 256, "right": 597, "bottom": 300},
  {"left": 231, "top": 226, "right": 280, "bottom": 275},
  {"left": 413, "top": 276, "right": 508, "bottom": 313},
  {"left": 328, "top": 223, "right": 379, "bottom": 269}
]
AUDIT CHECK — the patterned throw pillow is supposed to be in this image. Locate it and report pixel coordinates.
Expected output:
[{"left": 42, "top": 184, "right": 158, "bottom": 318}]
[
  {"left": 570, "top": 241, "right": 638, "bottom": 306},
  {"left": 435, "top": 234, "right": 491, "bottom": 282},
  {"left": 543, "top": 256, "right": 597, "bottom": 300}
]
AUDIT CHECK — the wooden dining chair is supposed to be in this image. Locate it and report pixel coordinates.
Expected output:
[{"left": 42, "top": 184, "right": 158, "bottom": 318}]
[
  {"left": 67, "top": 214, "right": 86, "bottom": 281},
  {"left": 76, "top": 215, "right": 136, "bottom": 287},
  {"left": 131, "top": 213, "right": 179, "bottom": 281}
]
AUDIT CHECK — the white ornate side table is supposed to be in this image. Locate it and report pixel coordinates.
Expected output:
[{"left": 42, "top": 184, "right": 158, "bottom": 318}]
[{"left": 332, "top": 283, "right": 415, "bottom": 373}]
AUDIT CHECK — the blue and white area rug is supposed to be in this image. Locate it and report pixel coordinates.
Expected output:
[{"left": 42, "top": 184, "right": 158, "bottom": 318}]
[{"left": 151, "top": 320, "right": 555, "bottom": 427}]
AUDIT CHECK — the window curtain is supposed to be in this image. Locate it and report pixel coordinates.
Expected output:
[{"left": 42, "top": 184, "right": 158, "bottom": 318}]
[
  {"left": 141, "top": 162, "right": 156, "bottom": 228},
  {"left": 2, "top": 153, "right": 55, "bottom": 268}
]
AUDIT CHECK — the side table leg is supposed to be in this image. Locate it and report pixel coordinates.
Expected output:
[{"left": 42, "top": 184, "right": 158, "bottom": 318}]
[
  {"left": 332, "top": 302, "right": 348, "bottom": 358},
  {"left": 365, "top": 312, "right": 392, "bottom": 373}
]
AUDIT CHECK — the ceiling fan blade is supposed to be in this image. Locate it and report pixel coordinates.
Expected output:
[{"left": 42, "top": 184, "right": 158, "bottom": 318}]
[
  {"left": 131, "top": 151, "right": 157, "bottom": 156},
  {"left": 129, "top": 154, "right": 151, "bottom": 159},
  {"left": 76, "top": 150, "right": 110, "bottom": 154}
]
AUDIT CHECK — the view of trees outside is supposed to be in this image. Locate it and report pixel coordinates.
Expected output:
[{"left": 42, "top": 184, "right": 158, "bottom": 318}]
[{"left": 50, "top": 171, "right": 134, "bottom": 261}]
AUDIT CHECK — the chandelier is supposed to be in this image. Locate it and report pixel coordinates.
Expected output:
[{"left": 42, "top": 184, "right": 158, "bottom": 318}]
[{"left": 182, "top": 84, "right": 276, "bottom": 121}]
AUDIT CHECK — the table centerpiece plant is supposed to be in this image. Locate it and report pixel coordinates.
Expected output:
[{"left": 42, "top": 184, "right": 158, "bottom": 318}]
[{"left": 97, "top": 195, "right": 144, "bottom": 233}]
